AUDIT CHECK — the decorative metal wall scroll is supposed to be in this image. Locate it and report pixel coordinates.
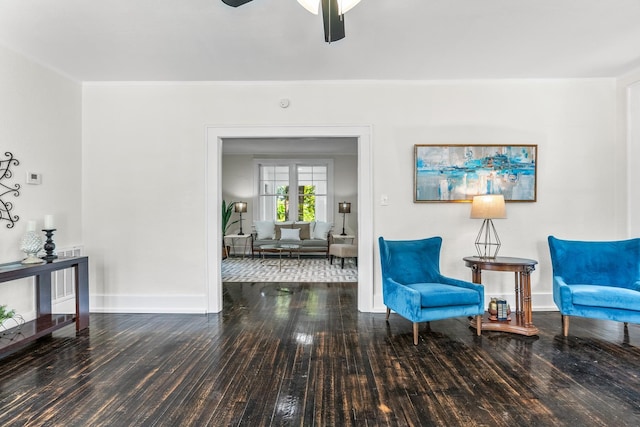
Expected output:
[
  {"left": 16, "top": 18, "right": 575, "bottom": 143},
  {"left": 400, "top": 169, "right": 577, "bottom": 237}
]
[{"left": 0, "top": 152, "right": 20, "bottom": 228}]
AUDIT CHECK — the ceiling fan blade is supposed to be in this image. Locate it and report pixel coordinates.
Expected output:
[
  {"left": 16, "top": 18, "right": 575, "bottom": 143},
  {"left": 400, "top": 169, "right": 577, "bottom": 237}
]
[
  {"left": 321, "top": 0, "right": 345, "bottom": 43},
  {"left": 221, "top": 0, "right": 253, "bottom": 7}
]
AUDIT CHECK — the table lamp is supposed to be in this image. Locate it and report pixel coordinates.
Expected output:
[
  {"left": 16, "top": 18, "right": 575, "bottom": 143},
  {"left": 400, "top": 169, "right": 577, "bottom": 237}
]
[
  {"left": 338, "top": 201, "right": 351, "bottom": 236},
  {"left": 470, "top": 194, "right": 506, "bottom": 259},
  {"left": 235, "top": 201, "right": 247, "bottom": 235}
]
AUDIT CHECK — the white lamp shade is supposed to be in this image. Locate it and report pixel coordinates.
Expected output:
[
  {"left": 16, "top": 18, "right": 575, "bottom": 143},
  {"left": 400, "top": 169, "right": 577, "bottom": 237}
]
[
  {"left": 297, "top": 0, "right": 361, "bottom": 15},
  {"left": 470, "top": 195, "right": 507, "bottom": 219}
]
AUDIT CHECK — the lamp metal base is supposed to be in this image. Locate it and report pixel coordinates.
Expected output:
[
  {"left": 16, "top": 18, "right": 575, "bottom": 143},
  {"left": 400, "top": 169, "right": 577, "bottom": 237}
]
[{"left": 474, "top": 219, "right": 502, "bottom": 259}]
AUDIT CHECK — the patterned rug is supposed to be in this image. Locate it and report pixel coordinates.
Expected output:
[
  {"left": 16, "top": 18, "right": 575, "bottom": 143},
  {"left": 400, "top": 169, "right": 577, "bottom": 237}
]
[{"left": 221, "top": 256, "right": 358, "bottom": 283}]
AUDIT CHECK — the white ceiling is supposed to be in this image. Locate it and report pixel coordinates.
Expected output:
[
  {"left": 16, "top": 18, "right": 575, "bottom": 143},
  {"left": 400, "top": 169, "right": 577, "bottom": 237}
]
[{"left": 0, "top": 0, "right": 639, "bottom": 82}]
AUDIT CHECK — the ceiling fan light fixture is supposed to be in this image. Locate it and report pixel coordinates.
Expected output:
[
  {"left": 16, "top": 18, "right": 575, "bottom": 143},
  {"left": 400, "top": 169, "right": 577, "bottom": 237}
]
[
  {"left": 338, "top": 0, "right": 361, "bottom": 15},
  {"left": 322, "top": 0, "right": 345, "bottom": 43},
  {"left": 297, "top": 0, "right": 360, "bottom": 15},
  {"left": 297, "top": 0, "right": 320, "bottom": 15},
  {"left": 221, "top": 0, "right": 253, "bottom": 7}
]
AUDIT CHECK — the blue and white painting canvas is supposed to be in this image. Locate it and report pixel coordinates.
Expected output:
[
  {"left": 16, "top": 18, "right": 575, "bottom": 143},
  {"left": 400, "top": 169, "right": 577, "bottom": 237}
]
[{"left": 414, "top": 145, "right": 537, "bottom": 202}]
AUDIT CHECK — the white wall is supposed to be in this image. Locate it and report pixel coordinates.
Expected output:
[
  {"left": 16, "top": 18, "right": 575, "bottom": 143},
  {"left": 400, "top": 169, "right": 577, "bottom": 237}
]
[
  {"left": 0, "top": 45, "right": 82, "bottom": 318},
  {"left": 82, "top": 79, "right": 620, "bottom": 313},
  {"left": 333, "top": 155, "right": 358, "bottom": 236},
  {"left": 618, "top": 69, "right": 640, "bottom": 237},
  {"left": 221, "top": 154, "right": 254, "bottom": 236}
]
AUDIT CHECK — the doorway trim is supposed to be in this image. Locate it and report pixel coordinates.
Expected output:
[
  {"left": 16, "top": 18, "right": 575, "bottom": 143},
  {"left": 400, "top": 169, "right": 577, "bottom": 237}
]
[
  {"left": 206, "top": 125, "right": 374, "bottom": 312},
  {"left": 628, "top": 82, "right": 640, "bottom": 237}
]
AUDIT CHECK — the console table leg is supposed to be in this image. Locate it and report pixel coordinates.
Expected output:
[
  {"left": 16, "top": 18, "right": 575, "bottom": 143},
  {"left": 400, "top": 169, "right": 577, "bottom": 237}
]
[
  {"left": 75, "top": 261, "right": 90, "bottom": 331},
  {"left": 36, "top": 273, "right": 52, "bottom": 316}
]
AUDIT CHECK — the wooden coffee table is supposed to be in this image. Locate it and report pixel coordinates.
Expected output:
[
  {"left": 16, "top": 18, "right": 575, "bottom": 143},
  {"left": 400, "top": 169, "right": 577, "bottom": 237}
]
[{"left": 463, "top": 256, "right": 539, "bottom": 336}]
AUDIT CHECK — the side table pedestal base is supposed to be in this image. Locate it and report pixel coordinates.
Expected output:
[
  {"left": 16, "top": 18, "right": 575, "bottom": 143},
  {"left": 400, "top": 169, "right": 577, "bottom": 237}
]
[{"left": 470, "top": 314, "right": 539, "bottom": 336}]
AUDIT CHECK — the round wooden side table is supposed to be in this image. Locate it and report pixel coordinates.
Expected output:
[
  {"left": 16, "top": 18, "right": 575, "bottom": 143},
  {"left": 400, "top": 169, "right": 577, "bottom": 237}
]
[{"left": 463, "top": 256, "right": 539, "bottom": 336}]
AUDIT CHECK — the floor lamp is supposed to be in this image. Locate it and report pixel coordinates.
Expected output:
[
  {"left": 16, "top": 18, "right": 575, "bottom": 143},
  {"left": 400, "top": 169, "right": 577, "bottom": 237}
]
[
  {"left": 470, "top": 195, "right": 506, "bottom": 259},
  {"left": 338, "top": 201, "right": 351, "bottom": 236},
  {"left": 235, "top": 201, "right": 247, "bottom": 235}
]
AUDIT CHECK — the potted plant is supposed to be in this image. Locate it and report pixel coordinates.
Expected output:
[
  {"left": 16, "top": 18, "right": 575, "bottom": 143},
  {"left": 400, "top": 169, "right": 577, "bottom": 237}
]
[
  {"left": 222, "top": 200, "right": 239, "bottom": 259},
  {"left": 0, "top": 304, "right": 23, "bottom": 334}
]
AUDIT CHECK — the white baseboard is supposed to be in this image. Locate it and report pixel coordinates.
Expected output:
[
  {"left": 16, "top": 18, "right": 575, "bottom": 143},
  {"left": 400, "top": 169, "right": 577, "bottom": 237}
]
[
  {"left": 53, "top": 296, "right": 76, "bottom": 314},
  {"left": 90, "top": 294, "right": 208, "bottom": 314}
]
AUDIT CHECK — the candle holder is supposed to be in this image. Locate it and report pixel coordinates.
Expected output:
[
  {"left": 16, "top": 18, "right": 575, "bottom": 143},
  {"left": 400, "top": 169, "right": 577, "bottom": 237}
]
[{"left": 41, "top": 229, "right": 58, "bottom": 262}]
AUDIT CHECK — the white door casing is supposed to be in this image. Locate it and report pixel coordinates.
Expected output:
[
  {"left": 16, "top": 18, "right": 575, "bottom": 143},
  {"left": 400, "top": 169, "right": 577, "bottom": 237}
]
[{"left": 205, "top": 125, "right": 374, "bottom": 313}]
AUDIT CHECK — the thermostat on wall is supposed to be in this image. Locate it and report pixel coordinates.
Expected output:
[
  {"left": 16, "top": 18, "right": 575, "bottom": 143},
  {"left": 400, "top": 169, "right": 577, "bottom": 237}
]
[{"left": 26, "top": 172, "right": 42, "bottom": 185}]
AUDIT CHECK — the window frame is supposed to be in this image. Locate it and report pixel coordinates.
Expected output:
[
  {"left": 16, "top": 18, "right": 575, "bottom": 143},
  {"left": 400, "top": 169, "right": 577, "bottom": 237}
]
[{"left": 253, "top": 158, "right": 334, "bottom": 223}]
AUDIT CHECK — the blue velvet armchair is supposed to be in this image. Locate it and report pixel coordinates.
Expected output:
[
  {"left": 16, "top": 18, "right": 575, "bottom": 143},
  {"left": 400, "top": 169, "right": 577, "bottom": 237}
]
[
  {"left": 378, "top": 236, "right": 484, "bottom": 345},
  {"left": 548, "top": 236, "right": 640, "bottom": 336}
]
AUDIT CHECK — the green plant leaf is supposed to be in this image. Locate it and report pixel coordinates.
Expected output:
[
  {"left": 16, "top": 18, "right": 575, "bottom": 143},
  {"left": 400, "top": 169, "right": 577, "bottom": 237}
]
[
  {"left": 0, "top": 304, "right": 16, "bottom": 323},
  {"left": 222, "top": 200, "right": 240, "bottom": 236}
]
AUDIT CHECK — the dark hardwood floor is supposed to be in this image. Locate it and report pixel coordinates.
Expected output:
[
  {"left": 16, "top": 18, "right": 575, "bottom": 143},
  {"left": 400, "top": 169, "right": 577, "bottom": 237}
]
[{"left": 0, "top": 282, "right": 639, "bottom": 426}]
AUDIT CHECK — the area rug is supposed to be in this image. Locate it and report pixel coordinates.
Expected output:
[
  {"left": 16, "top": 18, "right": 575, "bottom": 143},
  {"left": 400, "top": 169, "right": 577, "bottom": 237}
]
[{"left": 221, "top": 257, "right": 357, "bottom": 283}]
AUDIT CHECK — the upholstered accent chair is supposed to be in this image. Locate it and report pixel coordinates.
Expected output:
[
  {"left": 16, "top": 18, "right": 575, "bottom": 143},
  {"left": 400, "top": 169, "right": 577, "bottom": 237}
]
[
  {"left": 548, "top": 236, "right": 640, "bottom": 336},
  {"left": 329, "top": 241, "right": 357, "bottom": 269},
  {"left": 378, "top": 236, "right": 485, "bottom": 345}
]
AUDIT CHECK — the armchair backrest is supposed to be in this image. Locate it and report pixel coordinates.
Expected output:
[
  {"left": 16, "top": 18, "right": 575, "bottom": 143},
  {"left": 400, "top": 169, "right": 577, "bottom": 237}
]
[
  {"left": 378, "top": 237, "right": 442, "bottom": 285},
  {"left": 548, "top": 235, "right": 640, "bottom": 288}
]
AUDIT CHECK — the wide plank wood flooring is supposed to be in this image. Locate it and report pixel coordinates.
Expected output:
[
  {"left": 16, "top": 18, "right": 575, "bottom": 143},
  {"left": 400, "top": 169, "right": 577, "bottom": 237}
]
[{"left": 0, "top": 282, "right": 639, "bottom": 426}]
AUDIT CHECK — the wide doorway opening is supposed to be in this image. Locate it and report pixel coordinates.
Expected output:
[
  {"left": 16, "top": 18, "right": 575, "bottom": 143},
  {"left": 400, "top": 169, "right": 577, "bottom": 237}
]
[
  {"left": 221, "top": 136, "right": 358, "bottom": 283},
  {"left": 206, "top": 125, "right": 374, "bottom": 313}
]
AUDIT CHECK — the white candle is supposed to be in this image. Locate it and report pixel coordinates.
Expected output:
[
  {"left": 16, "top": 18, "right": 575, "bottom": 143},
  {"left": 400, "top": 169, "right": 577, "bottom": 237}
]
[
  {"left": 26, "top": 220, "right": 36, "bottom": 232},
  {"left": 44, "top": 214, "right": 55, "bottom": 229}
]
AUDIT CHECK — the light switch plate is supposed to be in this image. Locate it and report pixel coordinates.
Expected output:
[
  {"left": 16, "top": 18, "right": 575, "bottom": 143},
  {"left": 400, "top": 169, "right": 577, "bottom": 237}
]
[{"left": 26, "top": 172, "right": 42, "bottom": 185}]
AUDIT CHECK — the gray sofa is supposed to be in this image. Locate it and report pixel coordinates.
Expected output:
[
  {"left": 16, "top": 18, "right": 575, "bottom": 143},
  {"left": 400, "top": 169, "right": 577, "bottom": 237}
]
[{"left": 251, "top": 221, "right": 332, "bottom": 258}]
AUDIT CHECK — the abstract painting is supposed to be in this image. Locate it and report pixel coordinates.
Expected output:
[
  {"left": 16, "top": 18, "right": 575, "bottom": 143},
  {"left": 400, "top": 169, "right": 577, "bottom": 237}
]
[{"left": 414, "top": 144, "right": 537, "bottom": 202}]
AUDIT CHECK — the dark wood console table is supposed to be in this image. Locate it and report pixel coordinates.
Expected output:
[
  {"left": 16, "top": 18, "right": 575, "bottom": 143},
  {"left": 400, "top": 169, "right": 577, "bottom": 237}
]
[
  {"left": 0, "top": 256, "right": 89, "bottom": 356},
  {"left": 463, "top": 256, "right": 539, "bottom": 336}
]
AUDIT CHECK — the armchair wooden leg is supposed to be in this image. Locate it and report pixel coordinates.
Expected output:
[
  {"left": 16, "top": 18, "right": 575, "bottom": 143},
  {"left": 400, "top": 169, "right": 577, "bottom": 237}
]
[
  {"left": 385, "top": 307, "right": 390, "bottom": 321},
  {"left": 562, "top": 315, "right": 569, "bottom": 336},
  {"left": 476, "top": 315, "right": 482, "bottom": 335},
  {"left": 413, "top": 323, "right": 419, "bottom": 345}
]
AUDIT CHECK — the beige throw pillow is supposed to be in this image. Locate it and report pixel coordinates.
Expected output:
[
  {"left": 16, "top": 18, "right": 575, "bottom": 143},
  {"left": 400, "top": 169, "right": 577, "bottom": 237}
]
[{"left": 295, "top": 222, "right": 311, "bottom": 240}]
